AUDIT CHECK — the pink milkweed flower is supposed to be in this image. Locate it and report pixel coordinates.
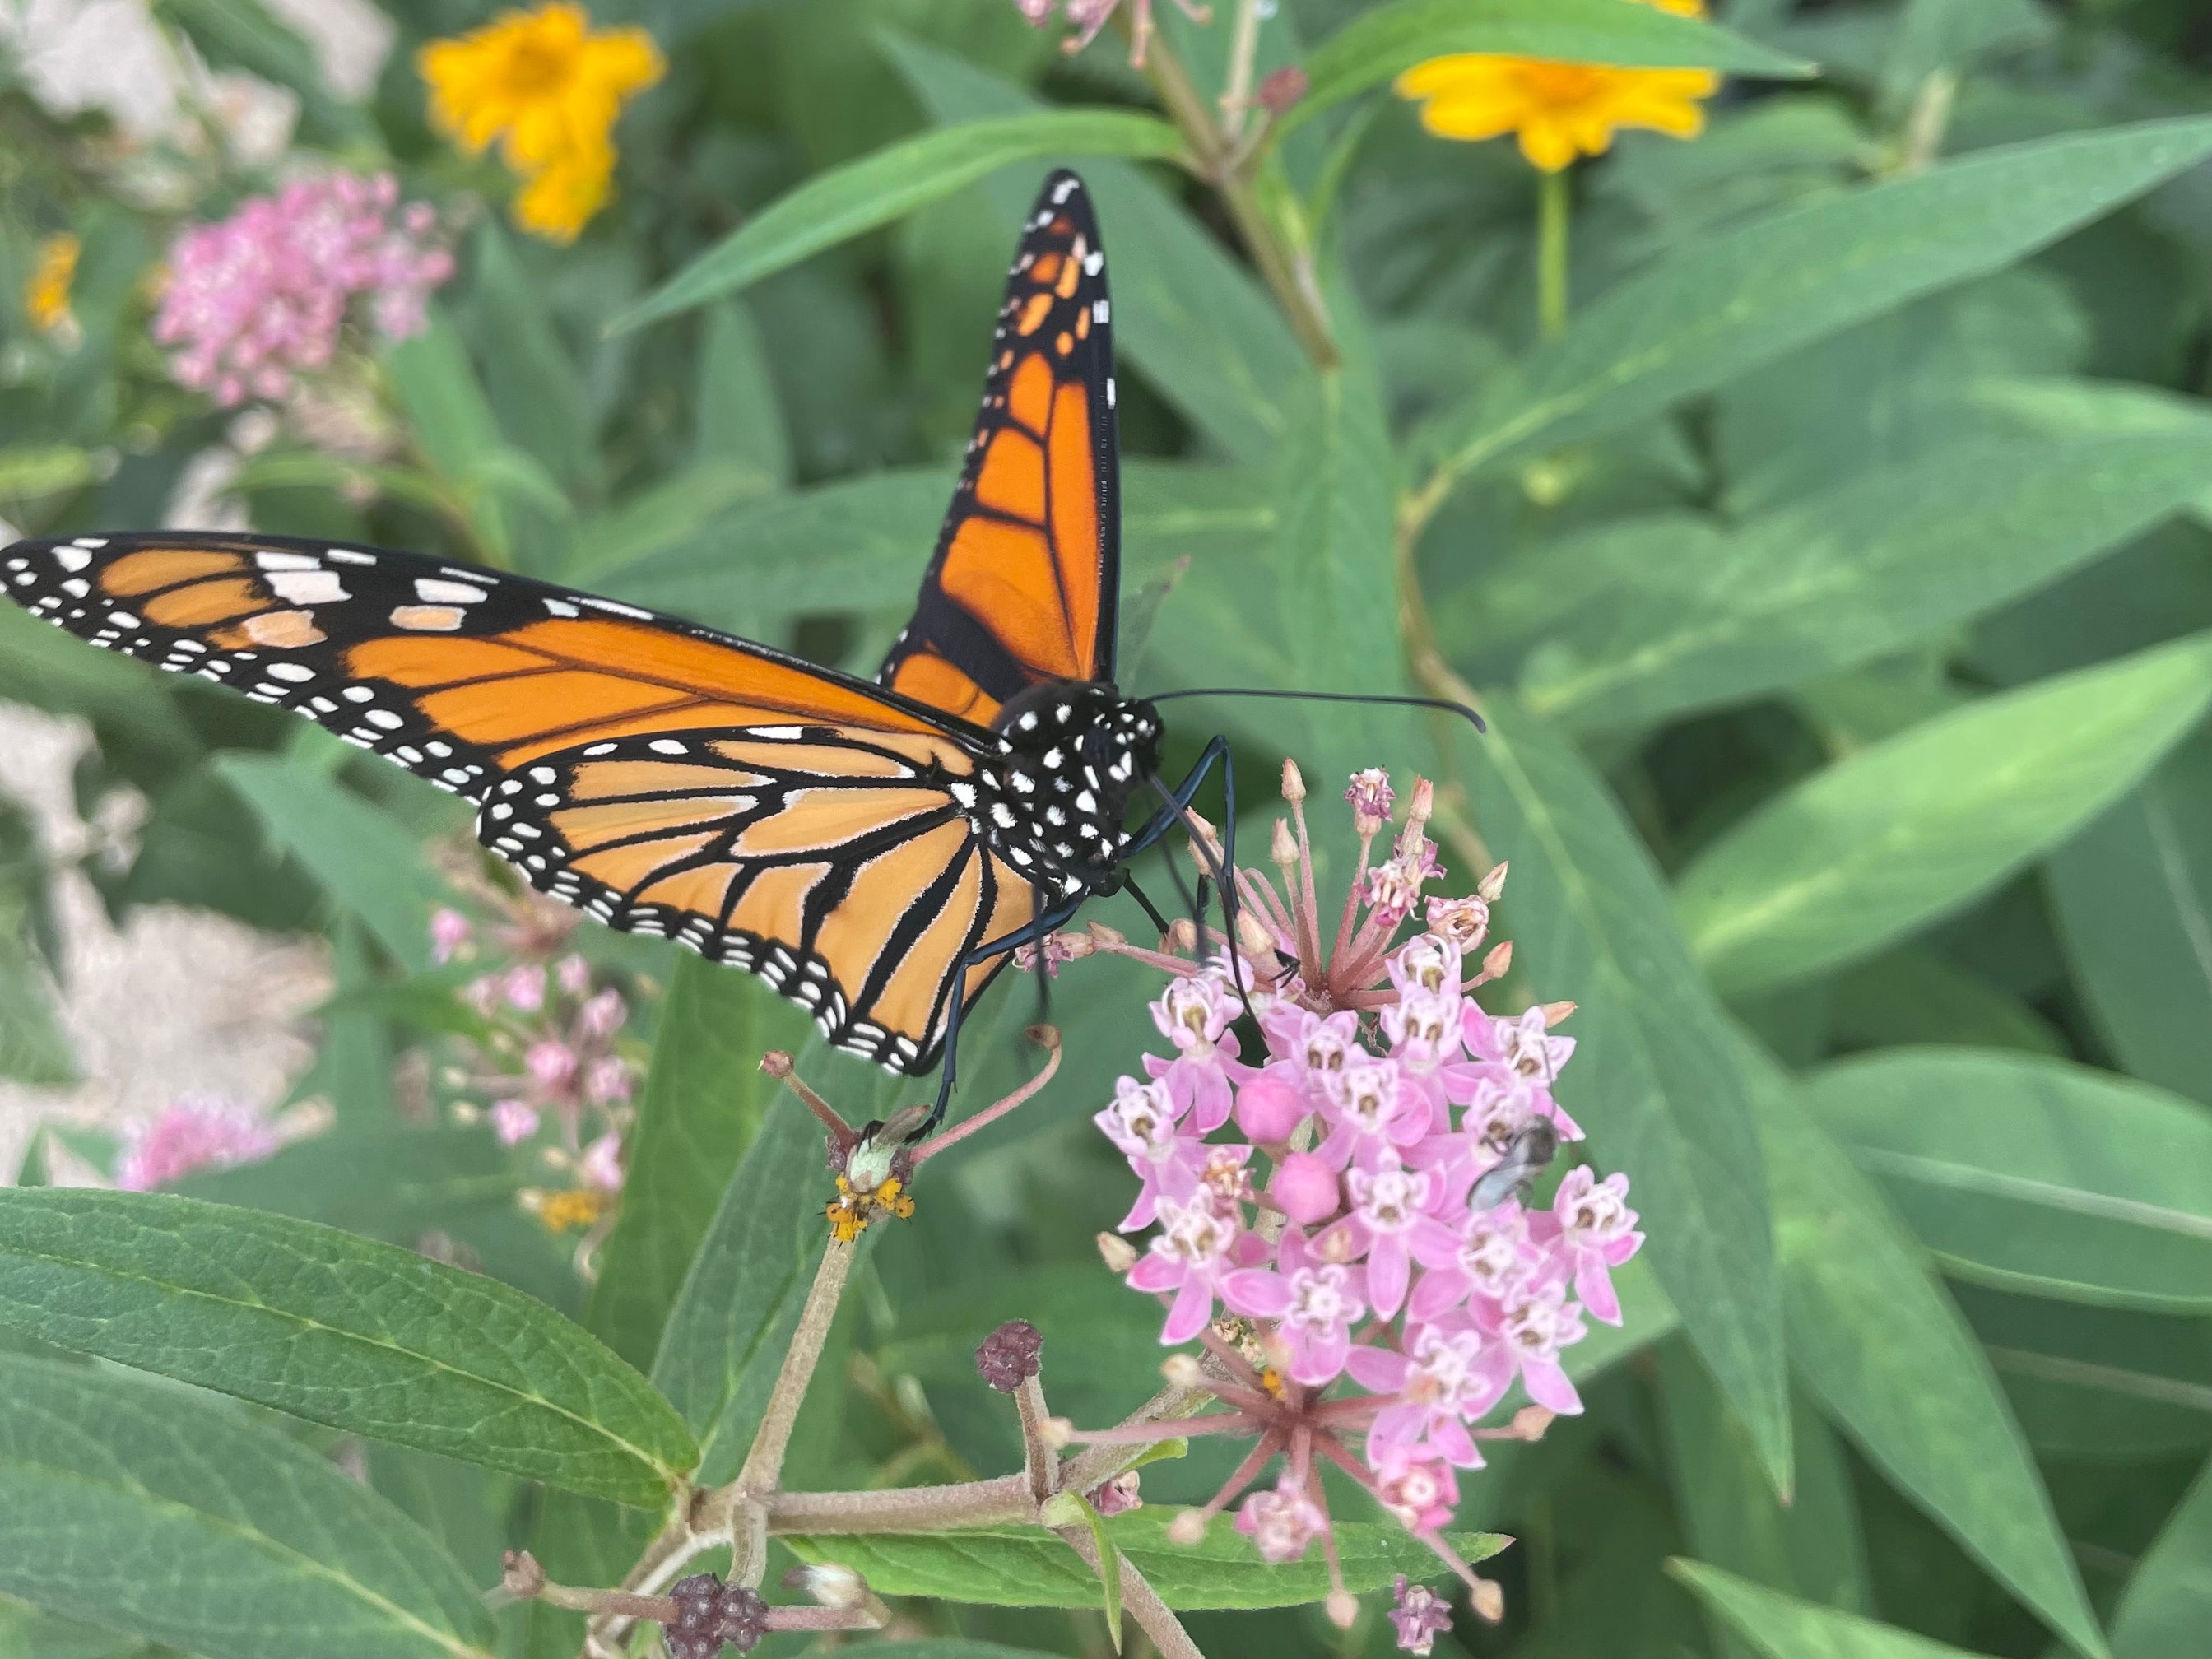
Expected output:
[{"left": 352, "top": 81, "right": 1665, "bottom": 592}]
[
  {"left": 1424, "top": 893, "right": 1489, "bottom": 952},
  {"left": 1316, "top": 1056, "right": 1427, "bottom": 1169},
  {"left": 1467, "top": 1006, "right": 1575, "bottom": 1092},
  {"left": 555, "top": 954, "right": 593, "bottom": 999},
  {"left": 1331, "top": 1159, "right": 1436, "bottom": 1318},
  {"left": 1233, "top": 1071, "right": 1307, "bottom": 1144},
  {"left": 1345, "top": 767, "right": 1395, "bottom": 830},
  {"left": 1262, "top": 1006, "right": 1360, "bottom": 1100},
  {"left": 1146, "top": 972, "right": 1243, "bottom": 1130},
  {"left": 1096, "top": 1076, "right": 1204, "bottom": 1229},
  {"left": 1224, "top": 1228, "right": 1367, "bottom": 1387},
  {"left": 1127, "top": 1194, "right": 1271, "bottom": 1345},
  {"left": 579, "top": 987, "right": 625, "bottom": 1039},
  {"left": 489, "top": 1099, "right": 541, "bottom": 1146},
  {"left": 1389, "top": 1575, "right": 1455, "bottom": 1655},
  {"left": 525, "top": 1039, "right": 579, "bottom": 1093},
  {"left": 503, "top": 963, "right": 547, "bottom": 1013},
  {"left": 1476, "top": 1282, "right": 1587, "bottom": 1415},
  {"left": 583, "top": 1056, "right": 633, "bottom": 1106},
  {"left": 579, "top": 1131, "right": 625, "bottom": 1193},
  {"left": 1531, "top": 1167, "right": 1643, "bottom": 1325},
  {"left": 1352, "top": 1322, "right": 1513, "bottom": 1468},
  {"left": 430, "top": 907, "right": 472, "bottom": 964},
  {"left": 1373, "top": 1451, "right": 1461, "bottom": 1534},
  {"left": 114, "top": 1094, "right": 279, "bottom": 1191},
  {"left": 1407, "top": 1199, "right": 1543, "bottom": 1322},
  {"left": 1234, "top": 1479, "right": 1330, "bottom": 1564},
  {"left": 1387, "top": 932, "right": 1462, "bottom": 999}
]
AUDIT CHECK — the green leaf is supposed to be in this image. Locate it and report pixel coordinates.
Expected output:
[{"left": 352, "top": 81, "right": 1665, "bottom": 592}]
[
  {"left": 1671, "top": 1560, "right": 2001, "bottom": 1659},
  {"left": 603, "top": 462, "right": 1271, "bottom": 641},
  {"left": 155, "top": 0, "right": 372, "bottom": 145},
  {"left": 1049, "top": 1493, "right": 1122, "bottom": 1650},
  {"left": 216, "top": 755, "right": 445, "bottom": 974},
  {"left": 0, "top": 1190, "right": 697, "bottom": 1506},
  {"left": 1745, "top": 1042, "right": 2107, "bottom": 1659},
  {"left": 2110, "top": 1457, "right": 2212, "bottom": 1659},
  {"left": 1290, "top": 0, "right": 1812, "bottom": 137},
  {"left": 614, "top": 112, "right": 1188, "bottom": 332},
  {"left": 467, "top": 223, "right": 601, "bottom": 500},
  {"left": 648, "top": 1083, "right": 830, "bottom": 1479},
  {"left": 1827, "top": 947, "right": 2067, "bottom": 1059},
  {"left": 0, "top": 444, "right": 100, "bottom": 504},
  {"left": 1516, "top": 433, "right": 2212, "bottom": 732},
  {"left": 289, "top": 918, "right": 396, "bottom": 1127},
  {"left": 569, "top": 462, "right": 779, "bottom": 583},
  {"left": 1449, "top": 702, "right": 1791, "bottom": 1488},
  {"left": 1676, "top": 634, "right": 2212, "bottom": 994},
  {"left": 783, "top": 1512, "right": 1507, "bottom": 1610},
  {"left": 1804, "top": 1048, "right": 2212, "bottom": 1314},
  {"left": 172, "top": 1127, "right": 518, "bottom": 1243},
  {"left": 588, "top": 955, "right": 810, "bottom": 1370},
  {"left": 1411, "top": 117, "right": 2212, "bottom": 517},
  {"left": 0, "top": 1352, "right": 495, "bottom": 1659},
  {"left": 695, "top": 299, "right": 792, "bottom": 489},
  {"left": 382, "top": 311, "right": 510, "bottom": 560},
  {"left": 2047, "top": 727, "right": 2212, "bottom": 1105},
  {"left": 890, "top": 37, "right": 1309, "bottom": 467},
  {"left": 0, "top": 896, "right": 72, "bottom": 1086}
]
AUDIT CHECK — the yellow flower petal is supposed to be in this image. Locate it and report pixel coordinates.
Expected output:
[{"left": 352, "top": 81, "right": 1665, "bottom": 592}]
[{"left": 24, "top": 232, "right": 79, "bottom": 334}]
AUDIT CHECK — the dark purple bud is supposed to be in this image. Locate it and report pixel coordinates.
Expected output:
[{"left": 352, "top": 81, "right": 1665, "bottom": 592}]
[
  {"left": 975, "top": 1318, "right": 1044, "bottom": 1392},
  {"left": 664, "top": 1573, "right": 725, "bottom": 1659},
  {"left": 715, "top": 1582, "right": 769, "bottom": 1652}
]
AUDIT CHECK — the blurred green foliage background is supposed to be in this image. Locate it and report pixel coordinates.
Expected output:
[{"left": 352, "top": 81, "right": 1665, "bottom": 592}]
[{"left": 2, "top": 1, "right": 2212, "bottom": 1657}]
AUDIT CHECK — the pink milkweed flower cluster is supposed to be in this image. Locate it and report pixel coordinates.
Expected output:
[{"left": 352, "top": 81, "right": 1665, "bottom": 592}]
[
  {"left": 154, "top": 170, "right": 453, "bottom": 407},
  {"left": 114, "top": 1092, "right": 281, "bottom": 1190},
  {"left": 430, "top": 890, "right": 637, "bottom": 1238},
  {"left": 1066, "top": 763, "right": 1644, "bottom": 1643}
]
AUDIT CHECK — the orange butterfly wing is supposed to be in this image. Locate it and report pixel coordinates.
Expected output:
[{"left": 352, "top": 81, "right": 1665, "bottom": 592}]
[
  {"left": 881, "top": 170, "right": 1119, "bottom": 724},
  {"left": 0, "top": 527, "right": 1028, "bottom": 1070}
]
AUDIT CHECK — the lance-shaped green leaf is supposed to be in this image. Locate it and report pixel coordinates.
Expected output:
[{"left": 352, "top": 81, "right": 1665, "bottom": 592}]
[
  {"left": 1805, "top": 1048, "right": 2212, "bottom": 1313},
  {"left": 2047, "top": 727, "right": 2212, "bottom": 1106},
  {"left": 1448, "top": 703, "right": 1790, "bottom": 1488},
  {"left": 0, "top": 1353, "right": 496, "bottom": 1659},
  {"left": 1677, "top": 634, "right": 2212, "bottom": 994},
  {"left": 1745, "top": 1042, "right": 2107, "bottom": 1659},
  {"left": 589, "top": 955, "right": 809, "bottom": 1370},
  {"left": 1671, "top": 1561, "right": 2005, "bottom": 1659},
  {"left": 614, "top": 113, "right": 1188, "bottom": 332},
  {"left": 2111, "top": 1457, "right": 2212, "bottom": 1659},
  {"left": 0, "top": 1190, "right": 697, "bottom": 1506},
  {"left": 1409, "top": 117, "right": 2212, "bottom": 523},
  {"left": 783, "top": 1513, "right": 1506, "bottom": 1609},
  {"left": 1515, "top": 432, "right": 2212, "bottom": 732},
  {"left": 1288, "top": 0, "right": 1810, "bottom": 136},
  {"left": 217, "top": 755, "right": 446, "bottom": 973}
]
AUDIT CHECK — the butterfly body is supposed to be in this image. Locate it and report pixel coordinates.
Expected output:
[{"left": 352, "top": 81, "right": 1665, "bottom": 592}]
[{"left": 0, "top": 170, "right": 1212, "bottom": 1101}]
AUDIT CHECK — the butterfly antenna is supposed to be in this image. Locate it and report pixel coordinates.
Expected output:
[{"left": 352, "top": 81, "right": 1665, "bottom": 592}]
[{"left": 1150, "top": 686, "right": 1486, "bottom": 735}]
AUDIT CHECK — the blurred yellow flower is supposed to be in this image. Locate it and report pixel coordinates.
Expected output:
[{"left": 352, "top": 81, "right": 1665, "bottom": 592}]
[
  {"left": 417, "top": 2, "right": 662, "bottom": 243},
  {"left": 24, "top": 233, "right": 79, "bottom": 336},
  {"left": 537, "top": 1187, "right": 606, "bottom": 1232},
  {"left": 1394, "top": 0, "right": 1717, "bottom": 173}
]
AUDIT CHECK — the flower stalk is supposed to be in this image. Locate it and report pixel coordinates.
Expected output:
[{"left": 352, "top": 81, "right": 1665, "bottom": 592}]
[{"left": 1536, "top": 169, "right": 1572, "bottom": 341}]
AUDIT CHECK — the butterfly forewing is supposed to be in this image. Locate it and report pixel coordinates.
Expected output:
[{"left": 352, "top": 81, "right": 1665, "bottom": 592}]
[{"left": 879, "top": 170, "right": 1119, "bottom": 723}]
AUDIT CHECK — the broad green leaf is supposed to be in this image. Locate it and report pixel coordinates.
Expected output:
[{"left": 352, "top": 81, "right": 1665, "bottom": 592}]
[
  {"left": 890, "top": 37, "right": 1310, "bottom": 465},
  {"left": 568, "top": 462, "right": 774, "bottom": 582},
  {"left": 0, "top": 1353, "right": 495, "bottom": 1659},
  {"left": 603, "top": 462, "right": 1271, "bottom": 639},
  {"left": 1677, "top": 634, "right": 2212, "bottom": 994},
  {"left": 1827, "top": 947, "right": 2066, "bottom": 1058},
  {"left": 1289, "top": 0, "right": 1812, "bottom": 137},
  {"left": 1745, "top": 1043, "right": 2106, "bottom": 1659},
  {"left": 172, "top": 1127, "right": 517, "bottom": 1243},
  {"left": 1805, "top": 1049, "right": 2212, "bottom": 1313},
  {"left": 588, "top": 955, "right": 809, "bottom": 1370},
  {"left": 2110, "top": 1457, "right": 2212, "bottom": 1659},
  {"left": 1448, "top": 704, "right": 1789, "bottom": 1488},
  {"left": 0, "top": 1190, "right": 696, "bottom": 1506},
  {"left": 0, "top": 898, "right": 71, "bottom": 1086},
  {"left": 0, "top": 1595, "right": 142, "bottom": 1659},
  {"left": 2047, "top": 728, "right": 2212, "bottom": 1105},
  {"left": 216, "top": 755, "right": 444, "bottom": 974},
  {"left": 1959, "top": 1287, "right": 2212, "bottom": 1462},
  {"left": 1671, "top": 1561, "right": 2001, "bottom": 1659},
  {"left": 783, "top": 1512, "right": 1506, "bottom": 1610},
  {"left": 382, "top": 312, "right": 510, "bottom": 561},
  {"left": 467, "top": 223, "right": 601, "bottom": 500},
  {"left": 695, "top": 299, "right": 792, "bottom": 489},
  {"left": 1516, "top": 433, "right": 2212, "bottom": 732},
  {"left": 649, "top": 1083, "right": 832, "bottom": 1479},
  {"left": 1410, "top": 117, "right": 2212, "bottom": 520},
  {"left": 615, "top": 112, "right": 1188, "bottom": 332},
  {"left": 0, "top": 444, "right": 99, "bottom": 504},
  {"left": 0, "top": 600, "right": 198, "bottom": 754},
  {"left": 1659, "top": 1347, "right": 1871, "bottom": 1636}
]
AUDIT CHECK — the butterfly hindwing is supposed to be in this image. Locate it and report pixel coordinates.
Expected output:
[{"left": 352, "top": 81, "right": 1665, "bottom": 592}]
[
  {"left": 880, "top": 170, "right": 1119, "bottom": 723},
  {"left": 0, "top": 526, "right": 1026, "bottom": 1069}
]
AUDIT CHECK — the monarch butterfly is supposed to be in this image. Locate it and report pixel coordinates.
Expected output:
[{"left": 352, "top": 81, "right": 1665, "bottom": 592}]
[{"left": 0, "top": 170, "right": 1233, "bottom": 1124}]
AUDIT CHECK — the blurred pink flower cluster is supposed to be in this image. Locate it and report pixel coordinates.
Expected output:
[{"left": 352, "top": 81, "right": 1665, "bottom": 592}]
[
  {"left": 153, "top": 170, "right": 452, "bottom": 407},
  {"left": 114, "top": 1093, "right": 279, "bottom": 1191},
  {"left": 1068, "top": 764, "right": 1643, "bottom": 1643},
  {"left": 431, "top": 890, "right": 635, "bottom": 1234}
]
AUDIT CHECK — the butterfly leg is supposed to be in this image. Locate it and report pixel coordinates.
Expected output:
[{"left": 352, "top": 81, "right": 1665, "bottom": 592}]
[
  {"left": 923, "top": 894, "right": 1087, "bottom": 1136},
  {"left": 1132, "top": 737, "right": 1251, "bottom": 1005}
]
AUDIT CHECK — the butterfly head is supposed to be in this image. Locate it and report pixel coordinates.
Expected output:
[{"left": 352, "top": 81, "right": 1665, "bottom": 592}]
[{"left": 974, "top": 681, "right": 1164, "bottom": 895}]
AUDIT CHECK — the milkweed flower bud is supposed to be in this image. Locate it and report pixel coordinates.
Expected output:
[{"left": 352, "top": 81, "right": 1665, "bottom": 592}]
[{"left": 975, "top": 1319, "right": 1044, "bottom": 1393}]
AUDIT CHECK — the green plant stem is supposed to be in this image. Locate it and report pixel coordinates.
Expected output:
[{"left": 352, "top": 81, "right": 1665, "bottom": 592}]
[
  {"left": 1136, "top": 18, "right": 1341, "bottom": 369},
  {"left": 1058, "top": 1519, "right": 1206, "bottom": 1659},
  {"left": 1537, "top": 167, "right": 1572, "bottom": 342}
]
